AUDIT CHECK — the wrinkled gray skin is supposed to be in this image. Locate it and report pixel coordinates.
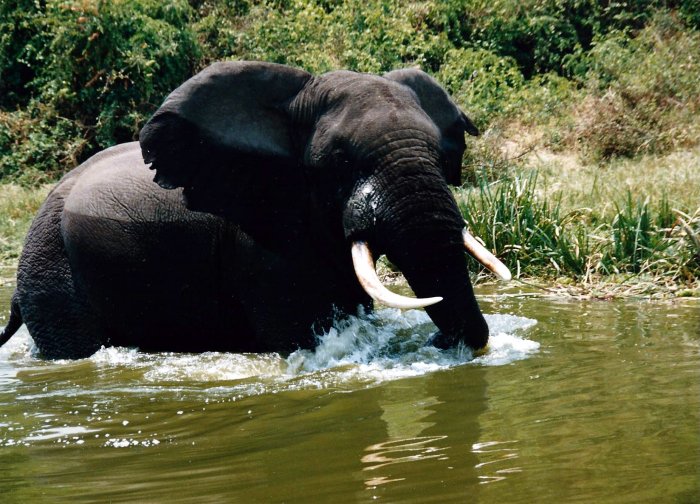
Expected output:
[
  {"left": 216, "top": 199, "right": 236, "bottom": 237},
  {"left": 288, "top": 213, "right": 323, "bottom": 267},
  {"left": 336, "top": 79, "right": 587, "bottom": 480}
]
[{"left": 0, "top": 61, "right": 488, "bottom": 359}]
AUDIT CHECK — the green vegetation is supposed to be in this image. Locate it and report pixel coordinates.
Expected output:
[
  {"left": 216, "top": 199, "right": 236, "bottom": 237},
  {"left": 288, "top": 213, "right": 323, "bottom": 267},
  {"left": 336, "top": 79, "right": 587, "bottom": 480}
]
[
  {"left": 0, "top": 184, "right": 51, "bottom": 267},
  {"left": 1, "top": 0, "right": 698, "bottom": 294},
  {"left": 1, "top": 0, "right": 200, "bottom": 182},
  {"left": 457, "top": 153, "right": 700, "bottom": 295}
]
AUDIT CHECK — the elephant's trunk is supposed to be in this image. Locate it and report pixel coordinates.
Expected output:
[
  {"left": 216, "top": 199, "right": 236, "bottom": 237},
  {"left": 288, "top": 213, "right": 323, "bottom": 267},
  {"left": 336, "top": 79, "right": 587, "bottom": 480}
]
[{"left": 343, "top": 161, "right": 489, "bottom": 350}]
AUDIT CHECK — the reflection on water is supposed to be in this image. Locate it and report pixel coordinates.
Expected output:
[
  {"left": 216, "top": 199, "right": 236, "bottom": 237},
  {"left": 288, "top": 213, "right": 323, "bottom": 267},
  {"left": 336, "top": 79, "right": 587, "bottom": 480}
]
[
  {"left": 362, "top": 378, "right": 444, "bottom": 488},
  {"left": 472, "top": 440, "right": 521, "bottom": 484},
  {"left": 1, "top": 284, "right": 699, "bottom": 503},
  {"left": 363, "top": 435, "right": 448, "bottom": 481}
]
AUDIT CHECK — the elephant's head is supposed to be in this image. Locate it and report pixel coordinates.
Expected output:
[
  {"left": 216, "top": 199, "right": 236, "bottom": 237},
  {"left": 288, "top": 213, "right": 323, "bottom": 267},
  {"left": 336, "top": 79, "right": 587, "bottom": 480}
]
[{"left": 139, "top": 61, "right": 510, "bottom": 350}]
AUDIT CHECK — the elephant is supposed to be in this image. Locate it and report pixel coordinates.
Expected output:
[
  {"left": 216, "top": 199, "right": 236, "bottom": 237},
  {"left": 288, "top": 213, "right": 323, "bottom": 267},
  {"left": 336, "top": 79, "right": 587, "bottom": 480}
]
[{"left": 0, "top": 61, "right": 510, "bottom": 359}]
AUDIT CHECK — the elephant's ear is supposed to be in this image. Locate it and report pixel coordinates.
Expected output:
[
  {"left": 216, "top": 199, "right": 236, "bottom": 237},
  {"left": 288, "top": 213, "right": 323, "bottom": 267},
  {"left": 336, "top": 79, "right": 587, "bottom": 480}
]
[
  {"left": 139, "top": 61, "right": 312, "bottom": 190},
  {"left": 384, "top": 68, "right": 478, "bottom": 185}
]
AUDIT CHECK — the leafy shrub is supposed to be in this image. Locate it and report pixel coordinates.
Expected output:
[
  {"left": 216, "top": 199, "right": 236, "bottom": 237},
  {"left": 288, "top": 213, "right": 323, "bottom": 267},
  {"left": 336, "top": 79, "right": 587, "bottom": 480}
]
[
  {"left": 36, "top": 0, "right": 200, "bottom": 146},
  {"left": 566, "top": 13, "right": 700, "bottom": 160},
  {"left": 1, "top": 0, "right": 699, "bottom": 182},
  {"left": 0, "top": 106, "right": 85, "bottom": 184},
  {"left": 1, "top": 0, "right": 200, "bottom": 181},
  {"left": 438, "top": 48, "right": 524, "bottom": 127},
  {"left": 0, "top": 0, "right": 44, "bottom": 108},
  {"left": 438, "top": 47, "right": 579, "bottom": 131},
  {"left": 230, "top": 0, "right": 452, "bottom": 74},
  {"left": 193, "top": 0, "right": 253, "bottom": 64},
  {"left": 423, "top": 0, "right": 687, "bottom": 78}
]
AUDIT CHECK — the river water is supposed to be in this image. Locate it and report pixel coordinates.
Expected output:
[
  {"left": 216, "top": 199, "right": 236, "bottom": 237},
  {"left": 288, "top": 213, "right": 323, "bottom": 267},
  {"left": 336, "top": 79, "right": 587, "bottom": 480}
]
[{"left": 0, "top": 283, "right": 698, "bottom": 503}]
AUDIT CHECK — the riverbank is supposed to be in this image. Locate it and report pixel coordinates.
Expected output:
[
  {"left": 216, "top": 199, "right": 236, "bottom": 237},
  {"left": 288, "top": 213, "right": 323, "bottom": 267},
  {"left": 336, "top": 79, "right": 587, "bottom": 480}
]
[{"left": 458, "top": 144, "right": 700, "bottom": 297}]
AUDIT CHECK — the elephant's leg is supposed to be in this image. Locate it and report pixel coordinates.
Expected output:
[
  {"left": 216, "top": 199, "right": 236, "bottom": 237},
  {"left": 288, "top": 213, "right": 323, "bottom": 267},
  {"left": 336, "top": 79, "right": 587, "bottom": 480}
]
[
  {"left": 16, "top": 192, "right": 103, "bottom": 359},
  {"left": 20, "top": 272, "right": 102, "bottom": 359}
]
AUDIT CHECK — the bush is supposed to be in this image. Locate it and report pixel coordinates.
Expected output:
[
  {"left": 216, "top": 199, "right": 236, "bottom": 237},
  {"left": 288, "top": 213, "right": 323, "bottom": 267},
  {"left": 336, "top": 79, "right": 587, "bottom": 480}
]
[
  {"left": 0, "top": 0, "right": 43, "bottom": 108},
  {"left": 438, "top": 48, "right": 524, "bottom": 128},
  {"left": 229, "top": 0, "right": 452, "bottom": 74},
  {"left": 0, "top": 0, "right": 200, "bottom": 182},
  {"left": 0, "top": 106, "right": 85, "bottom": 184},
  {"left": 1, "top": 0, "right": 699, "bottom": 182},
  {"left": 424, "top": 0, "right": 691, "bottom": 78},
  {"left": 566, "top": 13, "right": 700, "bottom": 160}
]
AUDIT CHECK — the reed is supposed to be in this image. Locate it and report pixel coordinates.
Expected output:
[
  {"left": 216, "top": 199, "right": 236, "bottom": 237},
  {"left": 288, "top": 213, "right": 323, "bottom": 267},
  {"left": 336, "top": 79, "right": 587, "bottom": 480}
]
[{"left": 455, "top": 172, "right": 700, "bottom": 289}]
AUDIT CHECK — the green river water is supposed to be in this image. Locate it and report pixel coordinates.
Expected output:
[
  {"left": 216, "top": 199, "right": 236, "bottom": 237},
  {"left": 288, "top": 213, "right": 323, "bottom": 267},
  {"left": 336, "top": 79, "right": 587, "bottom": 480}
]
[{"left": 0, "top": 283, "right": 698, "bottom": 503}]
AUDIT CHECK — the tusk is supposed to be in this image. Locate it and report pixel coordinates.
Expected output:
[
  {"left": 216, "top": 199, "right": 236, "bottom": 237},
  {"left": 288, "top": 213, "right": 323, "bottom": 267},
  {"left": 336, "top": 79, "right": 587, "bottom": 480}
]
[
  {"left": 351, "top": 241, "right": 442, "bottom": 309},
  {"left": 462, "top": 226, "right": 512, "bottom": 281}
]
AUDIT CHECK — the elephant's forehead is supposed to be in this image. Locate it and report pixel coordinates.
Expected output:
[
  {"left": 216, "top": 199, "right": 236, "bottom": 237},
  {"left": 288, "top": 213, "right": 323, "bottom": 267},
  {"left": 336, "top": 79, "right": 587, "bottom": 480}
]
[
  {"left": 317, "top": 71, "right": 420, "bottom": 110},
  {"left": 63, "top": 143, "right": 181, "bottom": 223},
  {"left": 311, "top": 75, "right": 437, "bottom": 138}
]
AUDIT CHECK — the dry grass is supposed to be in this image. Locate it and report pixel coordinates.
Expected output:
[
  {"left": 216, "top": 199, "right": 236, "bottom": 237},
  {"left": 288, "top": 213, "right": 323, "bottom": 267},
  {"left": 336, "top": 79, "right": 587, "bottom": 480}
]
[
  {"left": 0, "top": 183, "right": 52, "bottom": 268},
  {"left": 532, "top": 145, "right": 700, "bottom": 216}
]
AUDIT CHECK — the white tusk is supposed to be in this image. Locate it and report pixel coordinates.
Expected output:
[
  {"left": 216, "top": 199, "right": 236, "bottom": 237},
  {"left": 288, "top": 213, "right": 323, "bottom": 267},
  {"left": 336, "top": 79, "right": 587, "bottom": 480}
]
[
  {"left": 351, "top": 241, "right": 442, "bottom": 309},
  {"left": 462, "top": 226, "right": 512, "bottom": 281}
]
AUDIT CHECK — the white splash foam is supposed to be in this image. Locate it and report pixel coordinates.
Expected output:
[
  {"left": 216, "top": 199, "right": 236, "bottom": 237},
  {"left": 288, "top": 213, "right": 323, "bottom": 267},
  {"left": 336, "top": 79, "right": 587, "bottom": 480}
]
[
  {"left": 285, "top": 309, "right": 539, "bottom": 383},
  {"left": 142, "top": 352, "right": 287, "bottom": 382},
  {"left": 1, "top": 310, "right": 539, "bottom": 391},
  {"left": 474, "top": 332, "right": 540, "bottom": 366},
  {"left": 0, "top": 326, "right": 35, "bottom": 362},
  {"left": 90, "top": 345, "right": 142, "bottom": 366},
  {"left": 474, "top": 314, "right": 539, "bottom": 366}
]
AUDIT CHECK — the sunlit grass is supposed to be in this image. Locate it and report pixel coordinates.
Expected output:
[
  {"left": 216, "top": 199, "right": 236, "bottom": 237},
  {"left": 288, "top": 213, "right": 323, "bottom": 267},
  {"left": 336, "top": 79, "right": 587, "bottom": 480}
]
[
  {"left": 456, "top": 149, "right": 700, "bottom": 294},
  {"left": 535, "top": 146, "right": 700, "bottom": 217},
  {"left": 0, "top": 184, "right": 51, "bottom": 267}
]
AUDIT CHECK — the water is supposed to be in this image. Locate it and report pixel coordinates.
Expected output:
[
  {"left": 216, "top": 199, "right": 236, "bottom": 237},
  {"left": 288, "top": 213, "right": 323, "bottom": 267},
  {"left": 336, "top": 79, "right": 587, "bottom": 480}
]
[{"left": 0, "top": 283, "right": 698, "bottom": 503}]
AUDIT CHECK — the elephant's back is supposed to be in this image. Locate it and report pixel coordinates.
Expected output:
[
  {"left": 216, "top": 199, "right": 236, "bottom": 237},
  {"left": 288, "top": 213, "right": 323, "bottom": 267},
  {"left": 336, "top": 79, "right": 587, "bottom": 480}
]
[
  {"left": 63, "top": 141, "right": 187, "bottom": 223},
  {"left": 60, "top": 141, "right": 227, "bottom": 270},
  {"left": 57, "top": 143, "right": 244, "bottom": 351}
]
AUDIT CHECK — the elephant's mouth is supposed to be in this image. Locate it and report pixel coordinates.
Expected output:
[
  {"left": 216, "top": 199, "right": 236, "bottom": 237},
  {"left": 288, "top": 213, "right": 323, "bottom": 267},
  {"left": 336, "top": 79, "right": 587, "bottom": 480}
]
[{"left": 350, "top": 227, "right": 511, "bottom": 308}]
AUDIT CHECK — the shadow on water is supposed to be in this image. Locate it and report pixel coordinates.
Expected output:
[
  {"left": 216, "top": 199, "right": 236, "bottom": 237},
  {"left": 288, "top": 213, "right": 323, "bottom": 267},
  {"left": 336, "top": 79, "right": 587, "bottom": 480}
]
[{"left": 1, "top": 283, "right": 699, "bottom": 503}]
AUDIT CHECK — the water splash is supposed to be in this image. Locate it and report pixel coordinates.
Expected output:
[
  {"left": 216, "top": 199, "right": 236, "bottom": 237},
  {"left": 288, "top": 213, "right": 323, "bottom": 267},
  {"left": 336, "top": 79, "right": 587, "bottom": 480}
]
[
  {"left": 1, "top": 309, "right": 538, "bottom": 391},
  {"left": 286, "top": 309, "right": 538, "bottom": 382}
]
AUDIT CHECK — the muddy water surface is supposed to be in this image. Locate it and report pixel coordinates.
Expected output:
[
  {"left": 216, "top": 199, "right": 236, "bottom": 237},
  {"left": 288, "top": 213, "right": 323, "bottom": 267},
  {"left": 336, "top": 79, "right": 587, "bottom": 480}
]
[{"left": 0, "top": 283, "right": 698, "bottom": 503}]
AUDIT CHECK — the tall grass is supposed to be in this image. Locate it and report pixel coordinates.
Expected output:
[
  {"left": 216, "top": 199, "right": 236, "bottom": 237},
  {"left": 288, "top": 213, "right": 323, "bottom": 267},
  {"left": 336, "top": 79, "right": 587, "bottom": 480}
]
[
  {"left": 458, "top": 172, "right": 593, "bottom": 279},
  {"left": 0, "top": 184, "right": 51, "bottom": 266},
  {"left": 456, "top": 172, "right": 700, "bottom": 286}
]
